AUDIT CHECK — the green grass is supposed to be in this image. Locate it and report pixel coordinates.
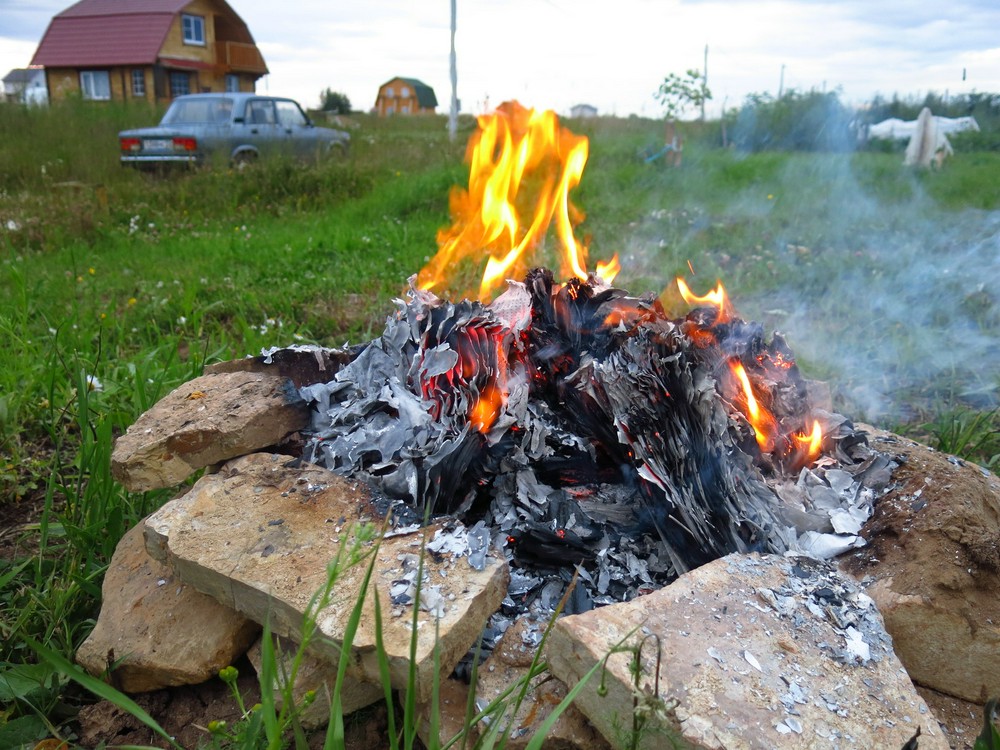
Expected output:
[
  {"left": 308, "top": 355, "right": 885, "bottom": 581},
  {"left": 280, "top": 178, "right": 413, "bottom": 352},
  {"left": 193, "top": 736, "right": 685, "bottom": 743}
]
[{"left": 1, "top": 100, "right": 1000, "bottom": 745}]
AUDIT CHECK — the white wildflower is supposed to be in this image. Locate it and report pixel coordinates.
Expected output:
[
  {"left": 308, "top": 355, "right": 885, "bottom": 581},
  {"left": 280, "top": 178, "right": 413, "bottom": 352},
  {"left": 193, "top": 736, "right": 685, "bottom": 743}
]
[{"left": 85, "top": 374, "right": 104, "bottom": 392}]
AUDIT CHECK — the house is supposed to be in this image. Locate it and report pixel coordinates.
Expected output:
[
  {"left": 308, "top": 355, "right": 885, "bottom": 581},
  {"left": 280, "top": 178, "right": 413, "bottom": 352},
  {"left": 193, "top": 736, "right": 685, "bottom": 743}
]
[
  {"left": 375, "top": 77, "right": 437, "bottom": 116},
  {"left": 30, "top": 0, "right": 267, "bottom": 104},
  {"left": 2, "top": 68, "right": 49, "bottom": 104},
  {"left": 569, "top": 103, "right": 597, "bottom": 119}
]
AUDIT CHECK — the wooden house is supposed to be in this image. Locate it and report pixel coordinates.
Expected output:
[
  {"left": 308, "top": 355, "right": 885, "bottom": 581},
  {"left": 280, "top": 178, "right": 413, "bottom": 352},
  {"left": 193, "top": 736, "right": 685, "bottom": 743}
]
[
  {"left": 375, "top": 77, "right": 437, "bottom": 116},
  {"left": 569, "top": 103, "right": 598, "bottom": 119},
  {"left": 30, "top": 0, "right": 268, "bottom": 104}
]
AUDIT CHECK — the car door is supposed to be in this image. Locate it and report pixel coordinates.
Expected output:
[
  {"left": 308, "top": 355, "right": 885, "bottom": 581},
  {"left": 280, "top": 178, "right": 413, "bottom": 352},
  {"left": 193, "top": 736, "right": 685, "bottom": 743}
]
[
  {"left": 274, "top": 99, "right": 320, "bottom": 159},
  {"left": 235, "top": 98, "right": 280, "bottom": 159}
]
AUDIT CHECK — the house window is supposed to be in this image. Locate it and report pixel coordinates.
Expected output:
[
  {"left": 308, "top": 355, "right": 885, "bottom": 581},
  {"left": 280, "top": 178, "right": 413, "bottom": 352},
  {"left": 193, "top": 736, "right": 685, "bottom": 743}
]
[
  {"left": 402, "top": 104, "right": 410, "bottom": 114},
  {"left": 385, "top": 86, "right": 394, "bottom": 98},
  {"left": 169, "top": 71, "right": 191, "bottom": 98},
  {"left": 131, "top": 69, "right": 145, "bottom": 97},
  {"left": 182, "top": 14, "right": 205, "bottom": 45},
  {"left": 79, "top": 70, "right": 110, "bottom": 100},
  {"left": 401, "top": 86, "right": 410, "bottom": 98},
  {"left": 225, "top": 74, "right": 240, "bottom": 93}
]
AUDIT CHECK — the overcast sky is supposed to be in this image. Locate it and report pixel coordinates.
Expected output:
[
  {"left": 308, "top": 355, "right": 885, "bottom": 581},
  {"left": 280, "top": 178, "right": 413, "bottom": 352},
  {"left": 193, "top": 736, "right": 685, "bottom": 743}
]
[{"left": 2, "top": 0, "right": 999, "bottom": 117}]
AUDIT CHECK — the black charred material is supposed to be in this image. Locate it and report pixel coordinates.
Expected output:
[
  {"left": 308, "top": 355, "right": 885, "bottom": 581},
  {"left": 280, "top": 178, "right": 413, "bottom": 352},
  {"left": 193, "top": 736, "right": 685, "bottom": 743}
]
[{"left": 523, "top": 268, "right": 786, "bottom": 574}]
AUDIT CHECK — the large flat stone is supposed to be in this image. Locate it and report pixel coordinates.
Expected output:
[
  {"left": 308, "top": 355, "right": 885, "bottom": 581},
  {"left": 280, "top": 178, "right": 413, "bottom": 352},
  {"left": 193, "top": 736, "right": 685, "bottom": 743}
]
[
  {"left": 76, "top": 522, "right": 259, "bottom": 692},
  {"left": 112, "top": 371, "right": 309, "bottom": 491},
  {"left": 144, "top": 453, "right": 509, "bottom": 701},
  {"left": 547, "top": 553, "right": 948, "bottom": 750}
]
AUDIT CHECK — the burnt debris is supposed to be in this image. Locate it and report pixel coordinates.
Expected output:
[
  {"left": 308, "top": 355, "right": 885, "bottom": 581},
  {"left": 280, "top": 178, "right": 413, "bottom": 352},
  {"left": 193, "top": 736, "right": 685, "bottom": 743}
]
[{"left": 300, "top": 270, "right": 881, "bottom": 625}]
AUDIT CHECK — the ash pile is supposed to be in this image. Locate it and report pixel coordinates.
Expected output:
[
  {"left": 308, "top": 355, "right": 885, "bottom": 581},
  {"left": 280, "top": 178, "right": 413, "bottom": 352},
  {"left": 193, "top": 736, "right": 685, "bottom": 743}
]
[{"left": 298, "top": 269, "right": 891, "bottom": 637}]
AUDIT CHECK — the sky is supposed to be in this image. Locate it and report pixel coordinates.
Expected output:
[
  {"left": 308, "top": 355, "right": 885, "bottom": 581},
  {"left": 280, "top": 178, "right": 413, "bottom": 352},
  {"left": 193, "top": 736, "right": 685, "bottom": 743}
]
[{"left": 2, "top": 0, "right": 999, "bottom": 117}]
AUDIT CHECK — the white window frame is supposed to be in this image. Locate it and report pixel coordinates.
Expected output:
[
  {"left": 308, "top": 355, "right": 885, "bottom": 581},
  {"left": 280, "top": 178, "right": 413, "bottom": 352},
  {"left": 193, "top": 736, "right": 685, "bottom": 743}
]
[
  {"left": 225, "top": 74, "right": 240, "bottom": 93},
  {"left": 181, "top": 14, "right": 205, "bottom": 46},
  {"left": 401, "top": 86, "right": 410, "bottom": 98},
  {"left": 80, "top": 70, "right": 110, "bottom": 100},
  {"left": 385, "top": 86, "right": 394, "bottom": 98},
  {"left": 131, "top": 69, "right": 145, "bottom": 97}
]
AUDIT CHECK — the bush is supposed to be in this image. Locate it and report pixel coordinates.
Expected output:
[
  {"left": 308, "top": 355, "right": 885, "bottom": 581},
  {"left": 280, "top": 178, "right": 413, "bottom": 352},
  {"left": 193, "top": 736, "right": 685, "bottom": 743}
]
[{"left": 726, "top": 89, "right": 856, "bottom": 153}]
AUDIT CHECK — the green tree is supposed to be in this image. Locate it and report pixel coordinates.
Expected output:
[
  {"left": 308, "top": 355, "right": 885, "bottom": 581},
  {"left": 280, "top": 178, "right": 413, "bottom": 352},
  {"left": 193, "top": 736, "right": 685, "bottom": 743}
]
[
  {"left": 656, "top": 69, "right": 711, "bottom": 121},
  {"left": 319, "top": 88, "right": 351, "bottom": 114}
]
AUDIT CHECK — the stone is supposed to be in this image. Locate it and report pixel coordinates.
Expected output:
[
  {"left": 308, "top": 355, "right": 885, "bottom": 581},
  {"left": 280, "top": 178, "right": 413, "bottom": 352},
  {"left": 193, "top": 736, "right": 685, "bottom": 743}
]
[
  {"left": 475, "top": 616, "right": 613, "bottom": 750},
  {"left": 246, "top": 633, "right": 382, "bottom": 727},
  {"left": 546, "top": 553, "right": 948, "bottom": 750},
  {"left": 841, "top": 428, "right": 1000, "bottom": 704},
  {"left": 415, "top": 677, "right": 478, "bottom": 749},
  {"left": 144, "top": 453, "right": 509, "bottom": 701},
  {"left": 205, "top": 345, "right": 356, "bottom": 389},
  {"left": 111, "top": 371, "right": 310, "bottom": 492},
  {"left": 75, "top": 522, "right": 259, "bottom": 692}
]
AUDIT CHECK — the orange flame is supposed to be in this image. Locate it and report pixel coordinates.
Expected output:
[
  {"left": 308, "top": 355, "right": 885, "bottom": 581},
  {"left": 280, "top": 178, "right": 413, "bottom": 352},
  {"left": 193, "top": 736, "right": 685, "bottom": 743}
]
[
  {"left": 417, "top": 101, "right": 618, "bottom": 302},
  {"left": 793, "top": 419, "right": 824, "bottom": 464},
  {"left": 730, "top": 361, "right": 779, "bottom": 453},
  {"left": 675, "top": 278, "right": 733, "bottom": 323}
]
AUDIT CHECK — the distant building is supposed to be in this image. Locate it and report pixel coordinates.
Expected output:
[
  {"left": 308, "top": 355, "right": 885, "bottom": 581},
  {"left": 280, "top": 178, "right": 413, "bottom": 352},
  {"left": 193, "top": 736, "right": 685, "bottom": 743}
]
[
  {"left": 2, "top": 68, "right": 48, "bottom": 104},
  {"left": 30, "top": 0, "right": 268, "bottom": 104},
  {"left": 569, "top": 103, "right": 597, "bottom": 119},
  {"left": 375, "top": 77, "right": 437, "bottom": 116}
]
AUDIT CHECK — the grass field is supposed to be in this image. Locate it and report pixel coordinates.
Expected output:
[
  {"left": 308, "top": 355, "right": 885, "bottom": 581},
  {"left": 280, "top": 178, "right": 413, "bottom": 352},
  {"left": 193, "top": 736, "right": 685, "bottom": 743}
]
[{"left": 1, "top": 100, "right": 999, "bottom": 746}]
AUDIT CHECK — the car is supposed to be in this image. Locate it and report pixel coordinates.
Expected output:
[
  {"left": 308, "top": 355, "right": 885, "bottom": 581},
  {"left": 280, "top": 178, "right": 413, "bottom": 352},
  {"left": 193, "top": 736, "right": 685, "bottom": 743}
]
[{"left": 118, "top": 93, "right": 350, "bottom": 168}]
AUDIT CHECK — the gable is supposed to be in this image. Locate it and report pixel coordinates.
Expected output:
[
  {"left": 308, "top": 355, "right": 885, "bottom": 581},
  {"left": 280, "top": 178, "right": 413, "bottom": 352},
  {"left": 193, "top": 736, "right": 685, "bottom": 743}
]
[{"left": 379, "top": 76, "right": 438, "bottom": 109}]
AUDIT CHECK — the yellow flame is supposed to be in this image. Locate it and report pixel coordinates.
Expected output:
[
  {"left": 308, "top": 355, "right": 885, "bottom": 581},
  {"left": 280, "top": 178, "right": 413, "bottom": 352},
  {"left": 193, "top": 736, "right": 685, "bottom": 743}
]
[
  {"left": 676, "top": 278, "right": 732, "bottom": 322},
  {"left": 730, "top": 361, "right": 777, "bottom": 452},
  {"left": 417, "top": 101, "right": 618, "bottom": 301}
]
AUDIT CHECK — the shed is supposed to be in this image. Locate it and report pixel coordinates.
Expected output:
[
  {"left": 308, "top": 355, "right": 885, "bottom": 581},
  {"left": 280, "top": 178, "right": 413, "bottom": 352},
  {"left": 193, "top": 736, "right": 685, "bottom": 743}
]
[{"left": 569, "top": 103, "right": 597, "bottom": 119}]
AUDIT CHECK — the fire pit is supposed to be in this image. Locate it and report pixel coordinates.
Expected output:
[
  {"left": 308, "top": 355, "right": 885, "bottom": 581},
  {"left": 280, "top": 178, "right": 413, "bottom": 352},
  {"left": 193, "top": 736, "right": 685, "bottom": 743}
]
[{"left": 289, "top": 101, "right": 884, "bottom": 647}]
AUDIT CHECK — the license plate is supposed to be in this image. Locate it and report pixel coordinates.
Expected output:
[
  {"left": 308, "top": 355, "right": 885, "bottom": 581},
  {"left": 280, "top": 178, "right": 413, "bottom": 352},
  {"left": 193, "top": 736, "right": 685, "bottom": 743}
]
[{"left": 143, "top": 139, "right": 172, "bottom": 151}]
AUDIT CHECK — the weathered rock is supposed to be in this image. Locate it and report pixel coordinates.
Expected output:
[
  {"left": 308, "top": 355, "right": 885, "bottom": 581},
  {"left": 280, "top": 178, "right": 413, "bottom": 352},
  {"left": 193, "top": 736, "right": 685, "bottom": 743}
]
[
  {"left": 246, "top": 633, "right": 382, "bottom": 727},
  {"left": 842, "top": 428, "right": 1000, "bottom": 704},
  {"left": 76, "top": 522, "right": 259, "bottom": 692},
  {"left": 205, "top": 345, "right": 357, "bottom": 389},
  {"left": 475, "top": 616, "right": 613, "bottom": 750},
  {"left": 144, "top": 453, "right": 509, "bottom": 701},
  {"left": 111, "top": 371, "right": 309, "bottom": 492},
  {"left": 547, "top": 553, "right": 948, "bottom": 750}
]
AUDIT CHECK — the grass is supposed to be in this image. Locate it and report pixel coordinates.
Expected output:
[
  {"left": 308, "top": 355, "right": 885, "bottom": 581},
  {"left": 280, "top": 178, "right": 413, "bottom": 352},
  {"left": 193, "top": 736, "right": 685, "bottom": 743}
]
[{"left": 1, "top": 100, "right": 999, "bottom": 746}]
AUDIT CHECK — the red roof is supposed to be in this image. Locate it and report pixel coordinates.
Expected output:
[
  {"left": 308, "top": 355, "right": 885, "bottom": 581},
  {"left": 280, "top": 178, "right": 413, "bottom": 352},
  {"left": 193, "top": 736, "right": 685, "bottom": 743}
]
[{"left": 31, "top": 0, "right": 222, "bottom": 68}]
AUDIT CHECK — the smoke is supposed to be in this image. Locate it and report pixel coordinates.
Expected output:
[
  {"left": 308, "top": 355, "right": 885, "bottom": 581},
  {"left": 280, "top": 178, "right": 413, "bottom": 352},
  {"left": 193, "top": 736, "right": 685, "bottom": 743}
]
[{"left": 612, "top": 151, "right": 1000, "bottom": 423}]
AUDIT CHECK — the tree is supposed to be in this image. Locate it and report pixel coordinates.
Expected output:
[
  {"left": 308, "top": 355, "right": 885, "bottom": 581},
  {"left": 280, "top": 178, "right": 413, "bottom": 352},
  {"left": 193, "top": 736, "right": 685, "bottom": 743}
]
[
  {"left": 656, "top": 69, "right": 711, "bottom": 122},
  {"left": 319, "top": 88, "right": 351, "bottom": 114}
]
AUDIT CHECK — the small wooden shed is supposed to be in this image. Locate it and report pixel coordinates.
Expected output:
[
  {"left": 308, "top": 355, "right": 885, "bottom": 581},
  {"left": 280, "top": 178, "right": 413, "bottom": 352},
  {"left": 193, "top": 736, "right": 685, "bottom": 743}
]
[{"left": 375, "top": 77, "right": 437, "bottom": 116}]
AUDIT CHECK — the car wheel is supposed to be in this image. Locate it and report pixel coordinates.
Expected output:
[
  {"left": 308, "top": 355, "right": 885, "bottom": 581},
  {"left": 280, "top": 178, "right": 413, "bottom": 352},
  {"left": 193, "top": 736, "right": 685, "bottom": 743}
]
[
  {"left": 232, "top": 151, "right": 257, "bottom": 170},
  {"left": 326, "top": 141, "right": 348, "bottom": 160}
]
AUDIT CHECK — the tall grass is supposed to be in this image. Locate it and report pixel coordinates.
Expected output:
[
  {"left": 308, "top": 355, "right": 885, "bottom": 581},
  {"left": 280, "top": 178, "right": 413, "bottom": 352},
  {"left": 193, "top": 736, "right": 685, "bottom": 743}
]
[{"left": 2, "top": 100, "right": 999, "bottom": 745}]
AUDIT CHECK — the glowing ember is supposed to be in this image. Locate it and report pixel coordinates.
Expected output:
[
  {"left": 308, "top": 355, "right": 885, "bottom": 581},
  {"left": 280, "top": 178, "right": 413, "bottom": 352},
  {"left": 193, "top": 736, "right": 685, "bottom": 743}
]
[{"left": 417, "top": 101, "right": 619, "bottom": 302}]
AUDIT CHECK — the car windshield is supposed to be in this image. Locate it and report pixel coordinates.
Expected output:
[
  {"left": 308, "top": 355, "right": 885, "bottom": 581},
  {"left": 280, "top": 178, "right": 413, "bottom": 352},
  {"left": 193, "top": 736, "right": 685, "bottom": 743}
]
[{"left": 162, "top": 97, "right": 235, "bottom": 125}]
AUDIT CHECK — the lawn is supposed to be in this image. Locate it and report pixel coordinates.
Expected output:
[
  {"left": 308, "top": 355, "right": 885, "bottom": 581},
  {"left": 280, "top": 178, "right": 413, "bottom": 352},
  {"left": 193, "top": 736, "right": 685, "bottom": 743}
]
[{"left": 1, "top": 100, "right": 999, "bottom": 746}]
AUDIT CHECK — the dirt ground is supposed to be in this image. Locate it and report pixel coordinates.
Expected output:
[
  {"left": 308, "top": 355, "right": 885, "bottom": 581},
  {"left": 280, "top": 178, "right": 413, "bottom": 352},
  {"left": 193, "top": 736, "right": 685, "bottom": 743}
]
[{"left": 74, "top": 661, "right": 393, "bottom": 749}]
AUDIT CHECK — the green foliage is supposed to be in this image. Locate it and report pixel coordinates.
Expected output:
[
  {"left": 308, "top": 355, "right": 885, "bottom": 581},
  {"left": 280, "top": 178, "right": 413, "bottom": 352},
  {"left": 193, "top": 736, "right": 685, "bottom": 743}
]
[
  {"left": 974, "top": 698, "right": 1000, "bottom": 750},
  {"left": 726, "top": 89, "right": 856, "bottom": 152},
  {"left": 319, "top": 88, "right": 352, "bottom": 114},
  {"left": 918, "top": 409, "right": 1000, "bottom": 470},
  {"left": 655, "top": 69, "right": 711, "bottom": 121}
]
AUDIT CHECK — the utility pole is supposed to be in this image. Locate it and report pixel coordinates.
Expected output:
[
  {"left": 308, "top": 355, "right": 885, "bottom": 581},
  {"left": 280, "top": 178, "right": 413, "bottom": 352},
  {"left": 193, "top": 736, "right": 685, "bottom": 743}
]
[
  {"left": 701, "top": 44, "right": 708, "bottom": 121},
  {"left": 778, "top": 64, "right": 785, "bottom": 98},
  {"left": 448, "top": 0, "right": 458, "bottom": 142}
]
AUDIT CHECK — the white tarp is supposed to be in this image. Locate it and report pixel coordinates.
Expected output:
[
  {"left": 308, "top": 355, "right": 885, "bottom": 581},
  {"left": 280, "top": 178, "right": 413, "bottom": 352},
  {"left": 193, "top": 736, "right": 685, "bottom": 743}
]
[{"left": 869, "top": 113, "right": 980, "bottom": 140}]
